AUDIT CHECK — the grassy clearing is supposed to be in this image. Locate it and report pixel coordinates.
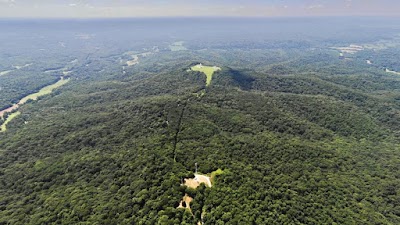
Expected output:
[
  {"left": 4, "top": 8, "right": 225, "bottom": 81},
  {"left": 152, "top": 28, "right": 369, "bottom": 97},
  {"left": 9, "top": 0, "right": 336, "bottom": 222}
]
[
  {"left": 0, "top": 111, "right": 21, "bottom": 132},
  {"left": 19, "top": 78, "right": 70, "bottom": 104},
  {"left": 0, "top": 70, "right": 13, "bottom": 76},
  {"left": 0, "top": 77, "right": 70, "bottom": 132},
  {"left": 191, "top": 64, "right": 221, "bottom": 86}
]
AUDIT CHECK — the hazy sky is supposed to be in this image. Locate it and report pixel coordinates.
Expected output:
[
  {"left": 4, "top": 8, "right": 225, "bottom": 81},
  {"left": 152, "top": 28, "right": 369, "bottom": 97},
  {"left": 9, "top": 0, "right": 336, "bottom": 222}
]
[{"left": 0, "top": 0, "right": 399, "bottom": 18}]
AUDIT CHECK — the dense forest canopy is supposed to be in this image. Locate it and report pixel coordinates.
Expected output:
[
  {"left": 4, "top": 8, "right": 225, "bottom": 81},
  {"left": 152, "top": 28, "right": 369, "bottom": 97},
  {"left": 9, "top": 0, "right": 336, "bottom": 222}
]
[{"left": 0, "top": 17, "right": 399, "bottom": 224}]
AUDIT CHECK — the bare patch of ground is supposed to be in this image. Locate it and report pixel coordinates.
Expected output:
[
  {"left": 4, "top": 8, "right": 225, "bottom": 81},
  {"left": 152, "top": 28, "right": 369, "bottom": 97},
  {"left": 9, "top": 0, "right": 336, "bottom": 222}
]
[
  {"left": 177, "top": 170, "right": 223, "bottom": 224},
  {"left": 184, "top": 174, "right": 212, "bottom": 189},
  {"left": 177, "top": 194, "right": 193, "bottom": 211},
  {"left": 126, "top": 55, "right": 139, "bottom": 66},
  {"left": 124, "top": 50, "right": 155, "bottom": 68},
  {"left": 386, "top": 68, "right": 400, "bottom": 75}
]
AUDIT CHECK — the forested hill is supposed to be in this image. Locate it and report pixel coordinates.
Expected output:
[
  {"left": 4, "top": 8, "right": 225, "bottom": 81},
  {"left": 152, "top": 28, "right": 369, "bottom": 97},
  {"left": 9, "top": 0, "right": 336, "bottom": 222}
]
[{"left": 0, "top": 18, "right": 400, "bottom": 224}]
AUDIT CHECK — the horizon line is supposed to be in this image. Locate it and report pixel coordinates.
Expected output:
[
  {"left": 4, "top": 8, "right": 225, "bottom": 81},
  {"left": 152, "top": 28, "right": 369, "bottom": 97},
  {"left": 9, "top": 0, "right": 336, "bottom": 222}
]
[{"left": 1, "top": 15, "right": 400, "bottom": 20}]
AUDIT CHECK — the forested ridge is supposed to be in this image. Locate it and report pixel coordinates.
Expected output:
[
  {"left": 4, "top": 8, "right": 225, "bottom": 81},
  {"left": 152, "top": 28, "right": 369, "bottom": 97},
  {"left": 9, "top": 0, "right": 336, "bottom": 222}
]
[{"left": 1, "top": 18, "right": 400, "bottom": 225}]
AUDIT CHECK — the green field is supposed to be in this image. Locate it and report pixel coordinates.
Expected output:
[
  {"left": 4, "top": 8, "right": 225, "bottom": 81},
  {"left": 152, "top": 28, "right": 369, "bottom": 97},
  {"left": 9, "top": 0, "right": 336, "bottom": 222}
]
[
  {"left": 191, "top": 64, "right": 221, "bottom": 86},
  {"left": 19, "top": 78, "right": 70, "bottom": 104},
  {"left": 0, "top": 78, "right": 70, "bottom": 132},
  {"left": 0, "top": 111, "right": 21, "bottom": 132}
]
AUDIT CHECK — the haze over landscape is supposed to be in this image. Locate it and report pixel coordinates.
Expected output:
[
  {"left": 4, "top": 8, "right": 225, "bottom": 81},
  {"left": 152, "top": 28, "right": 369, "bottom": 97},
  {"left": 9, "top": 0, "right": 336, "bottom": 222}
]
[{"left": 0, "top": 0, "right": 400, "bottom": 18}]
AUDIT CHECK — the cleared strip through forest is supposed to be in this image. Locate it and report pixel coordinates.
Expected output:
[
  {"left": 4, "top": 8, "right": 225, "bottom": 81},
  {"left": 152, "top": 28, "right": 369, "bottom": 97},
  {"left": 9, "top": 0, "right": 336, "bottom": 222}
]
[{"left": 173, "top": 101, "right": 187, "bottom": 162}]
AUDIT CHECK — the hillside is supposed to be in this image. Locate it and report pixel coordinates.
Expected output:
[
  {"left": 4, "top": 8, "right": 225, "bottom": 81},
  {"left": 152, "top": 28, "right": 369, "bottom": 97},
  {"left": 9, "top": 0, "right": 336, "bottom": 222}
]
[{"left": 0, "top": 18, "right": 400, "bottom": 224}]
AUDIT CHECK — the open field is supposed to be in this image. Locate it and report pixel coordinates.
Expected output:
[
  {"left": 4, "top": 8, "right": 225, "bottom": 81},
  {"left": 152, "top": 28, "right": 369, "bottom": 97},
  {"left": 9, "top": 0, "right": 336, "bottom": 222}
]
[
  {"left": 0, "top": 77, "right": 70, "bottom": 131},
  {"left": 191, "top": 64, "right": 221, "bottom": 86},
  {"left": 0, "top": 104, "right": 18, "bottom": 119},
  {"left": 0, "top": 111, "right": 20, "bottom": 132},
  {"left": 0, "top": 70, "right": 12, "bottom": 76},
  {"left": 19, "top": 78, "right": 70, "bottom": 104}
]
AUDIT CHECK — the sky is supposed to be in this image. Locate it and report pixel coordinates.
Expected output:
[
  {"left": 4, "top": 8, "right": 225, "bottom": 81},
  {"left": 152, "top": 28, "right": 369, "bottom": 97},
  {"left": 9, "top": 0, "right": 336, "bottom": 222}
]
[{"left": 0, "top": 0, "right": 399, "bottom": 18}]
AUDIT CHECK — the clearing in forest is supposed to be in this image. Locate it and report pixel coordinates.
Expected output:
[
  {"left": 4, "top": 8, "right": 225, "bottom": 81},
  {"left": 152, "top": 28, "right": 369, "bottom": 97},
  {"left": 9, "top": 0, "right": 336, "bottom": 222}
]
[
  {"left": 183, "top": 174, "right": 212, "bottom": 189},
  {"left": 386, "top": 68, "right": 400, "bottom": 75},
  {"left": 190, "top": 64, "right": 221, "bottom": 86},
  {"left": 0, "top": 111, "right": 20, "bottom": 132},
  {"left": 0, "top": 70, "right": 12, "bottom": 76},
  {"left": 178, "top": 174, "right": 212, "bottom": 216},
  {"left": 126, "top": 55, "right": 139, "bottom": 66},
  {"left": 0, "top": 77, "right": 70, "bottom": 132},
  {"left": 19, "top": 77, "right": 70, "bottom": 104},
  {"left": 177, "top": 170, "right": 223, "bottom": 224},
  {"left": 177, "top": 194, "right": 193, "bottom": 210}
]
